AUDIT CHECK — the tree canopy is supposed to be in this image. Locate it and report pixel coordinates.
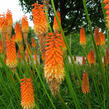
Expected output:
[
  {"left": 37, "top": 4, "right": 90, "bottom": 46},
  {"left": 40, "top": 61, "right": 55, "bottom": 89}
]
[{"left": 18, "top": 0, "right": 105, "bottom": 34}]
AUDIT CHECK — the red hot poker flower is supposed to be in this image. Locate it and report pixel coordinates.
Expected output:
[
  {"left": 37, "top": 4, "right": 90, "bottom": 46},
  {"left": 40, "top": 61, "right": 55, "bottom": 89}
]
[
  {"left": 80, "top": 27, "right": 86, "bottom": 45},
  {"left": 6, "top": 10, "right": 13, "bottom": 26},
  {"left": 6, "top": 35, "right": 17, "bottom": 69},
  {"left": 15, "top": 22, "right": 23, "bottom": 44},
  {"left": 44, "top": 33, "right": 64, "bottom": 95},
  {"left": 0, "top": 14, "right": 8, "bottom": 32},
  {"left": 94, "top": 27, "right": 101, "bottom": 46},
  {"left": 20, "top": 78, "right": 35, "bottom": 109},
  {"left": 87, "top": 50, "right": 95, "bottom": 65},
  {"left": 32, "top": 3, "right": 48, "bottom": 36},
  {"left": 6, "top": 10, "right": 13, "bottom": 37},
  {"left": 21, "top": 16, "right": 29, "bottom": 33},
  {"left": 82, "top": 72, "right": 90, "bottom": 94},
  {"left": 99, "top": 32, "right": 105, "bottom": 45}
]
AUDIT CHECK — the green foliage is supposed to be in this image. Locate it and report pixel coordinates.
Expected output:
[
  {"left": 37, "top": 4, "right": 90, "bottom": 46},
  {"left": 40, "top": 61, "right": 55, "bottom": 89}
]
[
  {"left": 0, "top": 0, "right": 109, "bottom": 109},
  {"left": 67, "top": 33, "right": 106, "bottom": 56},
  {"left": 67, "top": 33, "right": 93, "bottom": 56}
]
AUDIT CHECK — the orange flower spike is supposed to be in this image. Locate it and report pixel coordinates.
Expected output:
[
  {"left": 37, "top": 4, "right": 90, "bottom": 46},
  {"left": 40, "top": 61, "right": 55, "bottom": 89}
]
[
  {"left": 21, "top": 16, "right": 29, "bottom": 33},
  {"left": 6, "top": 10, "right": 13, "bottom": 26},
  {"left": 0, "top": 40, "right": 2, "bottom": 53},
  {"left": 20, "top": 78, "right": 35, "bottom": 109},
  {"left": 94, "top": 27, "right": 101, "bottom": 45},
  {"left": 6, "top": 34, "right": 17, "bottom": 69},
  {"left": 104, "top": 0, "right": 109, "bottom": 4},
  {"left": 82, "top": 72, "right": 90, "bottom": 94},
  {"left": 21, "top": 16, "right": 29, "bottom": 44},
  {"left": 32, "top": 3, "right": 48, "bottom": 36},
  {"left": 0, "top": 14, "right": 4, "bottom": 31},
  {"left": 44, "top": 33, "right": 64, "bottom": 95},
  {"left": 87, "top": 50, "right": 95, "bottom": 65},
  {"left": 53, "top": 10, "right": 61, "bottom": 33},
  {"left": 100, "top": 32, "right": 105, "bottom": 45},
  {"left": 80, "top": 27, "right": 86, "bottom": 45},
  {"left": 15, "top": 22, "right": 23, "bottom": 43},
  {"left": 0, "top": 14, "right": 8, "bottom": 32}
]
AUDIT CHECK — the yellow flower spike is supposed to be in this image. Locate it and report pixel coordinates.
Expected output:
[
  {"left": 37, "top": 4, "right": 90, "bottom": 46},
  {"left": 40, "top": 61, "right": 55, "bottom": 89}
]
[{"left": 44, "top": 33, "right": 64, "bottom": 95}]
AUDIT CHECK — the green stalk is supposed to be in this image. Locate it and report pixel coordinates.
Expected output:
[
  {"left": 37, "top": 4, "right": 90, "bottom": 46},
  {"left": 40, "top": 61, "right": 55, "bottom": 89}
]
[
  {"left": 82, "top": 0, "right": 106, "bottom": 97},
  {"left": 57, "top": 93, "right": 70, "bottom": 109},
  {"left": 64, "top": 62, "right": 81, "bottom": 109},
  {"left": 51, "top": 0, "right": 81, "bottom": 85},
  {"left": 14, "top": 70, "right": 20, "bottom": 82},
  {"left": 85, "top": 94, "right": 91, "bottom": 109},
  {"left": 82, "top": 46, "right": 102, "bottom": 102}
]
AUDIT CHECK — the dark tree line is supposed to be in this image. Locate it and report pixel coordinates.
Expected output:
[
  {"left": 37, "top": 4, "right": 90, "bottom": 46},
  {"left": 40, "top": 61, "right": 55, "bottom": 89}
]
[{"left": 18, "top": 0, "right": 105, "bottom": 34}]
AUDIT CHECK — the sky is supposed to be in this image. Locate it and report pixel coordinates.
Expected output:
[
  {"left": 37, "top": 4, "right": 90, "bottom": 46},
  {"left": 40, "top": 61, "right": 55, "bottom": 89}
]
[{"left": 0, "top": 0, "right": 33, "bottom": 27}]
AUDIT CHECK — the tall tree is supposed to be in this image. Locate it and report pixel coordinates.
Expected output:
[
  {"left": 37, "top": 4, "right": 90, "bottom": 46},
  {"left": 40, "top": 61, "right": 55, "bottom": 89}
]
[{"left": 18, "top": 0, "right": 105, "bottom": 34}]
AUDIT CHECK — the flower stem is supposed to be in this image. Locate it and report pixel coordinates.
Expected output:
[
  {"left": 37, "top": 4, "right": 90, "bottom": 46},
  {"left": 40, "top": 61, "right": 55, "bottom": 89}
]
[{"left": 85, "top": 94, "right": 91, "bottom": 109}]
